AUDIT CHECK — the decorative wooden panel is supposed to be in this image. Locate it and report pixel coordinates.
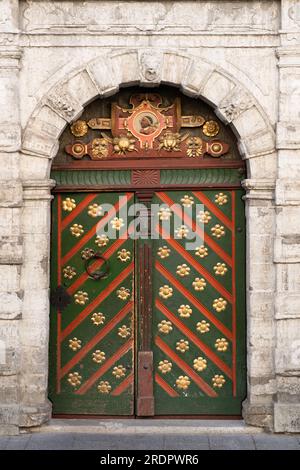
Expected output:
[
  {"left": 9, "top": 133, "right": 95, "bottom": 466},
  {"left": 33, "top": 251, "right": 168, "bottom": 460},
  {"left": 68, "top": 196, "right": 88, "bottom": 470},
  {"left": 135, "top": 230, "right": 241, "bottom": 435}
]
[
  {"left": 152, "top": 190, "right": 246, "bottom": 415},
  {"left": 49, "top": 192, "right": 135, "bottom": 415}
]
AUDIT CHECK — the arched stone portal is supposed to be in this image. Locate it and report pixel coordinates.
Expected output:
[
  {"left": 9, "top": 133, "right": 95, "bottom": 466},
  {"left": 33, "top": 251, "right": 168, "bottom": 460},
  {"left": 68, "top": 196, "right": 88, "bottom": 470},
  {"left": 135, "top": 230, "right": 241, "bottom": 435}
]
[{"left": 19, "top": 50, "right": 276, "bottom": 429}]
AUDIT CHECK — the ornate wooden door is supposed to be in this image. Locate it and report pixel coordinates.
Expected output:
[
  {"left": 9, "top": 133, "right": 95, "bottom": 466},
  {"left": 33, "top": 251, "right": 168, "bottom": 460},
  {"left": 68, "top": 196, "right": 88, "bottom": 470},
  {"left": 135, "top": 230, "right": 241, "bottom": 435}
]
[
  {"left": 49, "top": 192, "right": 135, "bottom": 415},
  {"left": 152, "top": 189, "right": 246, "bottom": 415}
]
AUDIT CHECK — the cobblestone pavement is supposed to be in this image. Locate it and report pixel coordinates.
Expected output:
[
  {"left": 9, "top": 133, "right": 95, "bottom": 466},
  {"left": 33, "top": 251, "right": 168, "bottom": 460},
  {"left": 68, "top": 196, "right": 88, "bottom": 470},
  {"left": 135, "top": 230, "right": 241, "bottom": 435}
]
[{"left": 0, "top": 432, "right": 299, "bottom": 450}]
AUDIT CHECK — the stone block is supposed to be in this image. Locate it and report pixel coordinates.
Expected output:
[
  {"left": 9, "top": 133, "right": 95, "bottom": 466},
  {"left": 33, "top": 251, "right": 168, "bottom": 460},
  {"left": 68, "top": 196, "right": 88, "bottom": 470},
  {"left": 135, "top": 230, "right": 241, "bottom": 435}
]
[
  {"left": 23, "top": 234, "right": 50, "bottom": 264},
  {"left": 275, "top": 318, "right": 300, "bottom": 374},
  {"left": 0, "top": 181, "right": 22, "bottom": 208},
  {"left": 248, "top": 316, "right": 275, "bottom": 344},
  {"left": 276, "top": 206, "right": 300, "bottom": 235},
  {"left": 275, "top": 293, "right": 300, "bottom": 319},
  {"left": 202, "top": 71, "right": 235, "bottom": 107},
  {"left": 278, "top": 149, "right": 300, "bottom": 179},
  {"left": 0, "top": 208, "right": 21, "bottom": 237},
  {"left": 65, "top": 69, "right": 99, "bottom": 108},
  {"left": 20, "top": 373, "right": 48, "bottom": 405},
  {"left": 0, "top": 265, "right": 20, "bottom": 292},
  {"left": 22, "top": 200, "right": 51, "bottom": 235},
  {"left": 248, "top": 263, "right": 275, "bottom": 291},
  {"left": 0, "top": 291, "right": 22, "bottom": 320},
  {"left": 240, "top": 128, "right": 275, "bottom": 159},
  {"left": 248, "top": 235, "right": 273, "bottom": 265},
  {"left": 247, "top": 291, "right": 275, "bottom": 319},
  {"left": 277, "top": 376, "right": 300, "bottom": 402},
  {"left": 20, "top": 260, "right": 49, "bottom": 290},
  {"left": 28, "top": 106, "right": 67, "bottom": 141},
  {"left": 19, "top": 401, "right": 52, "bottom": 428},
  {"left": 248, "top": 346, "right": 275, "bottom": 376},
  {"left": 242, "top": 400, "right": 273, "bottom": 430},
  {"left": 161, "top": 52, "right": 191, "bottom": 86},
  {"left": 20, "top": 154, "right": 51, "bottom": 180},
  {"left": 0, "top": 236, "right": 22, "bottom": 265},
  {"left": 274, "top": 235, "right": 300, "bottom": 263},
  {"left": 276, "top": 178, "right": 300, "bottom": 205},
  {"left": 246, "top": 205, "right": 275, "bottom": 235},
  {"left": 277, "top": 122, "right": 300, "bottom": 149},
  {"left": 87, "top": 56, "right": 119, "bottom": 97},
  {"left": 182, "top": 60, "right": 213, "bottom": 96},
  {"left": 274, "top": 403, "right": 300, "bottom": 433},
  {"left": 110, "top": 51, "right": 140, "bottom": 87},
  {"left": 0, "top": 152, "right": 19, "bottom": 180},
  {"left": 21, "top": 288, "right": 49, "bottom": 319},
  {"left": 247, "top": 153, "right": 277, "bottom": 180},
  {"left": 22, "top": 129, "right": 58, "bottom": 159},
  {"left": 0, "top": 375, "right": 19, "bottom": 403},
  {"left": 0, "top": 404, "right": 19, "bottom": 426}
]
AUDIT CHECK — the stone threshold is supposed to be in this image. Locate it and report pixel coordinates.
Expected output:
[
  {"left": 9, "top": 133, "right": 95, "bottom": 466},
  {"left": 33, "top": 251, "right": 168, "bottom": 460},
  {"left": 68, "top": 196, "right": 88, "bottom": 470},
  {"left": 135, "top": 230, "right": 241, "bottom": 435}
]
[{"left": 25, "top": 419, "right": 264, "bottom": 435}]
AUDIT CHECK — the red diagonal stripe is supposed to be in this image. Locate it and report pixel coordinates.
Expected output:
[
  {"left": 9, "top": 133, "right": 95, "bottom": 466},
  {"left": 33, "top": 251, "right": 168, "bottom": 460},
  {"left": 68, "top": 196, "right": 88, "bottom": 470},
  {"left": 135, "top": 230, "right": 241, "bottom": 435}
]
[
  {"left": 156, "top": 262, "right": 233, "bottom": 340},
  {"left": 61, "top": 262, "right": 133, "bottom": 340},
  {"left": 157, "top": 192, "right": 232, "bottom": 266},
  {"left": 111, "top": 373, "right": 134, "bottom": 396},
  {"left": 75, "top": 339, "right": 133, "bottom": 395},
  {"left": 193, "top": 191, "right": 232, "bottom": 230},
  {"left": 155, "top": 373, "right": 179, "bottom": 397},
  {"left": 157, "top": 224, "right": 232, "bottom": 302},
  {"left": 62, "top": 193, "right": 133, "bottom": 265},
  {"left": 62, "top": 194, "right": 98, "bottom": 230},
  {"left": 155, "top": 336, "right": 218, "bottom": 397},
  {"left": 156, "top": 299, "right": 232, "bottom": 379},
  {"left": 60, "top": 301, "right": 133, "bottom": 378}
]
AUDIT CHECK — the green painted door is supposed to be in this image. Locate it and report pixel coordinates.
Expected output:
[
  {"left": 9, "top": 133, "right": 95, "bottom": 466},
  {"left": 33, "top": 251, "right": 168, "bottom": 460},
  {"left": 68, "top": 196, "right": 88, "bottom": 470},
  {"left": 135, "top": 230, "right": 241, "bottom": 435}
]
[
  {"left": 152, "top": 190, "right": 246, "bottom": 415},
  {"left": 49, "top": 192, "right": 135, "bottom": 415}
]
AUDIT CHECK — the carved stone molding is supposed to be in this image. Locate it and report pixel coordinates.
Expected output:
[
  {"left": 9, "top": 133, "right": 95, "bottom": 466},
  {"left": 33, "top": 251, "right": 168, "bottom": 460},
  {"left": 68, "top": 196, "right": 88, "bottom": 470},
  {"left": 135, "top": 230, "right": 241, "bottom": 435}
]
[{"left": 242, "top": 178, "right": 275, "bottom": 200}]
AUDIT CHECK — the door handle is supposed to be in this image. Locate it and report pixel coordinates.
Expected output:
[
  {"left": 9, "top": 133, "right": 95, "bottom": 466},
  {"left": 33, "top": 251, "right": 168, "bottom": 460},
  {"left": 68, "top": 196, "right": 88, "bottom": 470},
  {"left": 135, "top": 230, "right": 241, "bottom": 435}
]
[{"left": 84, "top": 251, "right": 110, "bottom": 280}]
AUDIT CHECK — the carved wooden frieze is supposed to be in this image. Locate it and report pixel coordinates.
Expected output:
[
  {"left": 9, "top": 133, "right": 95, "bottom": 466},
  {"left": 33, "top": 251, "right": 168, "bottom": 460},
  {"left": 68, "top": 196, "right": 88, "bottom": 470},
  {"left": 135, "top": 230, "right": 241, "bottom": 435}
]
[{"left": 65, "top": 93, "right": 229, "bottom": 161}]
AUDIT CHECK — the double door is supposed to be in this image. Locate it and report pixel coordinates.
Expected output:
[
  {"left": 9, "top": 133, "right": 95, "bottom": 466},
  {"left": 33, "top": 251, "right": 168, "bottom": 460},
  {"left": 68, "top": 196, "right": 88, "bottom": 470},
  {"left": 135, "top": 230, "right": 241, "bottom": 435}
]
[{"left": 49, "top": 189, "right": 246, "bottom": 416}]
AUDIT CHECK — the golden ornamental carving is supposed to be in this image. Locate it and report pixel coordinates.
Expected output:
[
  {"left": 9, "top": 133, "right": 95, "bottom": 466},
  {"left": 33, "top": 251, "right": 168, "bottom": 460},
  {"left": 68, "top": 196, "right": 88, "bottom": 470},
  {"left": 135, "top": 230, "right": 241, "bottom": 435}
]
[
  {"left": 112, "top": 133, "right": 137, "bottom": 155},
  {"left": 192, "top": 277, "right": 207, "bottom": 291},
  {"left": 176, "top": 375, "right": 191, "bottom": 390},
  {"left": 112, "top": 365, "right": 126, "bottom": 379},
  {"left": 175, "top": 225, "right": 189, "bottom": 239},
  {"left": 74, "top": 290, "right": 89, "bottom": 305},
  {"left": 180, "top": 195, "right": 194, "bottom": 207},
  {"left": 186, "top": 136, "right": 204, "bottom": 158},
  {"left": 158, "top": 360, "right": 172, "bottom": 374},
  {"left": 157, "top": 246, "right": 171, "bottom": 259},
  {"left": 176, "top": 264, "right": 191, "bottom": 277},
  {"left": 178, "top": 304, "right": 193, "bottom": 318},
  {"left": 88, "top": 203, "right": 103, "bottom": 217},
  {"left": 71, "top": 120, "right": 88, "bottom": 137},
  {"left": 69, "top": 337, "right": 82, "bottom": 351},
  {"left": 214, "top": 262, "right": 228, "bottom": 276},
  {"left": 158, "top": 320, "right": 173, "bottom": 334},
  {"left": 203, "top": 120, "right": 220, "bottom": 137},
  {"left": 215, "top": 192, "right": 228, "bottom": 206},
  {"left": 62, "top": 197, "right": 76, "bottom": 212},
  {"left": 193, "top": 357, "right": 207, "bottom": 372},
  {"left": 81, "top": 248, "right": 95, "bottom": 260},
  {"left": 91, "top": 312, "right": 105, "bottom": 326},
  {"left": 92, "top": 350, "right": 106, "bottom": 364},
  {"left": 196, "top": 320, "right": 210, "bottom": 334},
  {"left": 212, "top": 374, "right": 226, "bottom": 388},
  {"left": 158, "top": 131, "right": 188, "bottom": 152},
  {"left": 118, "top": 325, "right": 131, "bottom": 338},
  {"left": 63, "top": 266, "right": 77, "bottom": 280},
  {"left": 158, "top": 207, "right": 172, "bottom": 221},
  {"left": 91, "top": 138, "right": 109, "bottom": 159},
  {"left": 215, "top": 338, "right": 229, "bottom": 352},
  {"left": 195, "top": 245, "right": 208, "bottom": 258},
  {"left": 68, "top": 372, "right": 82, "bottom": 387},
  {"left": 197, "top": 210, "right": 212, "bottom": 224},
  {"left": 95, "top": 234, "right": 109, "bottom": 247},
  {"left": 97, "top": 381, "right": 111, "bottom": 394},
  {"left": 117, "top": 249, "right": 131, "bottom": 262},
  {"left": 117, "top": 287, "right": 131, "bottom": 301},
  {"left": 110, "top": 217, "right": 124, "bottom": 231},
  {"left": 211, "top": 224, "right": 225, "bottom": 239},
  {"left": 70, "top": 223, "right": 84, "bottom": 237},
  {"left": 213, "top": 297, "right": 227, "bottom": 313},
  {"left": 176, "top": 339, "right": 190, "bottom": 353},
  {"left": 159, "top": 285, "right": 173, "bottom": 299}
]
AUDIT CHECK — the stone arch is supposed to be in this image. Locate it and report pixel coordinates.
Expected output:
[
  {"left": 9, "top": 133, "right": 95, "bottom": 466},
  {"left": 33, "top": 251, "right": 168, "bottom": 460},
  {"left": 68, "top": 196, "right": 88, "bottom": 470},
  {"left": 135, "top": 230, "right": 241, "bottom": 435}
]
[
  {"left": 21, "top": 49, "right": 275, "bottom": 180},
  {"left": 19, "top": 49, "right": 277, "bottom": 429}
]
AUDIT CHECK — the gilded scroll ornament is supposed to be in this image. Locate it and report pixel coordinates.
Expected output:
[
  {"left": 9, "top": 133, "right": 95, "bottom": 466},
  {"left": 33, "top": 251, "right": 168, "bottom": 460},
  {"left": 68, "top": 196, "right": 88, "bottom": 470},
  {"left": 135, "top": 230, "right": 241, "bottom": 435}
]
[
  {"left": 113, "top": 134, "right": 137, "bottom": 155},
  {"left": 92, "top": 350, "right": 106, "bottom": 364},
  {"left": 91, "top": 138, "right": 109, "bottom": 159},
  {"left": 69, "top": 337, "right": 82, "bottom": 351},
  {"left": 186, "top": 136, "right": 203, "bottom": 158},
  {"left": 158, "top": 360, "right": 172, "bottom": 374},
  {"left": 158, "top": 131, "right": 188, "bottom": 152},
  {"left": 68, "top": 372, "right": 82, "bottom": 387},
  {"left": 62, "top": 197, "right": 76, "bottom": 212},
  {"left": 203, "top": 120, "right": 220, "bottom": 137},
  {"left": 91, "top": 312, "right": 105, "bottom": 326},
  {"left": 213, "top": 297, "right": 227, "bottom": 312},
  {"left": 176, "top": 375, "right": 191, "bottom": 390},
  {"left": 158, "top": 320, "right": 173, "bottom": 334},
  {"left": 159, "top": 285, "right": 173, "bottom": 299},
  {"left": 97, "top": 381, "right": 111, "bottom": 394},
  {"left": 70, "top": 120, "right": 88, "bottom": 137}
]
